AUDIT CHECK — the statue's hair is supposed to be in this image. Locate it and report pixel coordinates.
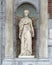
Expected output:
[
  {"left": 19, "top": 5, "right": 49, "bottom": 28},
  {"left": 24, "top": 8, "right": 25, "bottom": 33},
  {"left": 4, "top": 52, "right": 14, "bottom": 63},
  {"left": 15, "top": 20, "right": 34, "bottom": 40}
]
[{"left": 24, "top": 10, "right": 29, "bottom": 14}]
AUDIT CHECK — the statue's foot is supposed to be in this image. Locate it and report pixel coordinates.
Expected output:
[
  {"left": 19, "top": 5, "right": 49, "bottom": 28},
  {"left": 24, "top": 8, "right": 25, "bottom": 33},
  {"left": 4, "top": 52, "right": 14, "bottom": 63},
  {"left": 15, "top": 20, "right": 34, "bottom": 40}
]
[
  {"left": 19, "top": 53, "right": 24, "bottom": 56},
  {"left": 19, "top": 52, "right": 26, "bottom": 56}
]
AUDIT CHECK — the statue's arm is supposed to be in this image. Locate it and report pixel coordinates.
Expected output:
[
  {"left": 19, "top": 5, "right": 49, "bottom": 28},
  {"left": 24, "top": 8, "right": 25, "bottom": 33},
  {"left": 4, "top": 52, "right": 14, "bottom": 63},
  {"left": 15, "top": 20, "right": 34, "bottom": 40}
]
[
  {"left": 30, "top": 20, "right": 34, "bottom": 37},
  {"left": 19, "top": 19, "right": 24, "bottom": 39},
  {"left": 19, "top": 21, "right": 22, "bottom": 39},
  {"left": 19, "top": 28, "right": 21, "bottom": 39}
]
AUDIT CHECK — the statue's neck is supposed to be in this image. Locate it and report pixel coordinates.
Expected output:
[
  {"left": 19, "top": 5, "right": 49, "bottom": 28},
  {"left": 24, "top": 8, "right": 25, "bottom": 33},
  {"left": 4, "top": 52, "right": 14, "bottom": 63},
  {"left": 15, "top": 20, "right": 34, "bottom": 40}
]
[{"left": 24, "top": 16, "right": 28, "bottom": 18}]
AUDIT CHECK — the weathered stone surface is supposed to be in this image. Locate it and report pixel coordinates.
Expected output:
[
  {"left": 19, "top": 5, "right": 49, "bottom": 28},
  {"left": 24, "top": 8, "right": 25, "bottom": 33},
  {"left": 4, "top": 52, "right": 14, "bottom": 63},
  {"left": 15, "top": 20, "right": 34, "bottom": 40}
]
[
  {"left": 0, "top": 0, "right": 6, "bottom": 65},
  {"left": 48, "top": 19, "right": 52, "bottom": 29},
  {"left": 48, "top": 47, "right": 52, "bottom": 58},
  {"left": 2, "top": 59, "right": 50, "bottom": 65},
  {"left": 5, "top": 0, "right": 14, "bottom": 58},
  {"left": 39, "top": 0, "right": 48, "bottom": 58}
]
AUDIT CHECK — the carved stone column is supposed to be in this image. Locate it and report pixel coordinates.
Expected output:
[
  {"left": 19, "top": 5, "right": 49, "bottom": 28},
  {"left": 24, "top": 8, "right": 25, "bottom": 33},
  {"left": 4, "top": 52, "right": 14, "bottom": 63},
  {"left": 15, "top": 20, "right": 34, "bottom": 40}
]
[
  {"left": 39, "top": 0, "right": 48, "bottom": 58},
  {"left": 5, "top": 0, "right": 14, "bottom": 58}
]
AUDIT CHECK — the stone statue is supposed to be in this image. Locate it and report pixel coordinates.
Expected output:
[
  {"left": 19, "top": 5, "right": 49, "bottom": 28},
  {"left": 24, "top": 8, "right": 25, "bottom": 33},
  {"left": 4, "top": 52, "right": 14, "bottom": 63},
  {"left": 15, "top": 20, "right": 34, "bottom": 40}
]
[{"left": 19, "top": 10, "right": 34, "bottom": 56}]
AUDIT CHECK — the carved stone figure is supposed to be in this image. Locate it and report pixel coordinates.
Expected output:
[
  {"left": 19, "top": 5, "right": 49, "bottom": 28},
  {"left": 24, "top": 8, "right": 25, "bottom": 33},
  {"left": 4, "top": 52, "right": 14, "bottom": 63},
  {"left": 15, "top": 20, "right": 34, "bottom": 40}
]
[{"left": 19, "top": 10, "right": 34, "bottom": 56}]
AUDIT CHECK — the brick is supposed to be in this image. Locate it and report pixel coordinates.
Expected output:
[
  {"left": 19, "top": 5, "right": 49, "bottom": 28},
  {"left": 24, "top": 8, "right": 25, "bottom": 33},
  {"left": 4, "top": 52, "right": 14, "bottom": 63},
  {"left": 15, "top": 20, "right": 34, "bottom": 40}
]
[{"left": 48, "top": 0, "right": 52, "bottom": 19}]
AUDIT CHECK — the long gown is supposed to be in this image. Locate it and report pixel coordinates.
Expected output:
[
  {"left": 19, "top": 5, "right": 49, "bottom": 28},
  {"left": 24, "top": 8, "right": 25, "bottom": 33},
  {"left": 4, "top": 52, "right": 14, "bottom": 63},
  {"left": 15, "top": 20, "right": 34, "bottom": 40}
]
[{"left": 19, "top": 17, "right": 34, "bottom": 56}]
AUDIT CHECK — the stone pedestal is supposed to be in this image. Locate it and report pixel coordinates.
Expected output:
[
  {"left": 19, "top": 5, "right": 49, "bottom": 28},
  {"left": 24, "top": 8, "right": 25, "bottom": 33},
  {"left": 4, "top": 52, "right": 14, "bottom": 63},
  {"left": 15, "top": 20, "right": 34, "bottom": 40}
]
[{"left": 18, "top": 56, "right": 34, "bottom": 58}]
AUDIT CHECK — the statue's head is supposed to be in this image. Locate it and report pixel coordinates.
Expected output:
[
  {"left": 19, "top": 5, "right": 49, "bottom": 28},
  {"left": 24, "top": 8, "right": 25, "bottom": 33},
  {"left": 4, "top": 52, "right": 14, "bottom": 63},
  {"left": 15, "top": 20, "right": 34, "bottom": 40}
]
[{"left": 24, "top": 10, "right": 29, "bottom": 17}]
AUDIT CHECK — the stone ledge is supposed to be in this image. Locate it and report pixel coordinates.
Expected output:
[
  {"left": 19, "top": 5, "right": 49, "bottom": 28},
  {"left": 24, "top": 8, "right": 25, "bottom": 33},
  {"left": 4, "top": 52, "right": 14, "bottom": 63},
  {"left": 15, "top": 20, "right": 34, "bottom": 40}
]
[{"left": 2, "top": 58, "right": 51, "bottom": 65}]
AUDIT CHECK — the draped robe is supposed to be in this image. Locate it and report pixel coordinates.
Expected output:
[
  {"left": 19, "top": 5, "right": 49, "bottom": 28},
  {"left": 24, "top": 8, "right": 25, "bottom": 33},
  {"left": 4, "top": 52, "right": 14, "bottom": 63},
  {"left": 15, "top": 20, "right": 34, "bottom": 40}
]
[{"left": 19, "top": 17, "right": 34, "bottom": 56}]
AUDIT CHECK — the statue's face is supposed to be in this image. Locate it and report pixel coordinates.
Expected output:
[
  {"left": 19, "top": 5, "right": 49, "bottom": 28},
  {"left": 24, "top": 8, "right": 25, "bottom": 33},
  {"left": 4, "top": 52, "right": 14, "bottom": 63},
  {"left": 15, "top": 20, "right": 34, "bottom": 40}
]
[{"left": 24, "top": 10, "right": 29, "bottom": 17}]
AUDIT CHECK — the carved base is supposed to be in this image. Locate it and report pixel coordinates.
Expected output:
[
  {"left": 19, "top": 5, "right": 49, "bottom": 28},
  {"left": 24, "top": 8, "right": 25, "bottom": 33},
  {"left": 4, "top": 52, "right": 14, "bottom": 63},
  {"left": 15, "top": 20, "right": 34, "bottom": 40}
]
[{"left": 18, "top": 56, "right": 35, "bottom": 58}]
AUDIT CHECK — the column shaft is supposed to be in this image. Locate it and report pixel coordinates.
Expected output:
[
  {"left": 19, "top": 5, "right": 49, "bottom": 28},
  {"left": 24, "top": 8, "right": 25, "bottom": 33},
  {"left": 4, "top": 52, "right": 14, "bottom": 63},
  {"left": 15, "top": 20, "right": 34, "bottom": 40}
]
[
  {"left": 39, "top": 0, "right": 48, "bottom": 58},
  {"left": 5, "top": 0, "right": 14, "bottom": 58}
]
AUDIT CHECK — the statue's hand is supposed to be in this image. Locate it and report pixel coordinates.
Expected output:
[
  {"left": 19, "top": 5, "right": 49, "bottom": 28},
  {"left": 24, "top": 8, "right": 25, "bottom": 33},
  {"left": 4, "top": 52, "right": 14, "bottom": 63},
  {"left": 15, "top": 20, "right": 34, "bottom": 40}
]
[
  {"left": 31, "top": 31, "right": 34, "bottom": 37},
  {"left": 32, "top": 33, "right": 34, "bottom": 37},
  {"left": 19, "top": 34, "right": 21, "bottom": 39}
]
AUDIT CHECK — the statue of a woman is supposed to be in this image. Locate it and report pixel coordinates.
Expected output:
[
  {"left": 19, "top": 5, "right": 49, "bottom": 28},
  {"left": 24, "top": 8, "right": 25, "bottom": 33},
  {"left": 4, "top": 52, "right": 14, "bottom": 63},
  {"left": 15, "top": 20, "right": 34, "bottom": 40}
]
[{"left": 19, "top": 10, "right": 34, "bottom": 56}]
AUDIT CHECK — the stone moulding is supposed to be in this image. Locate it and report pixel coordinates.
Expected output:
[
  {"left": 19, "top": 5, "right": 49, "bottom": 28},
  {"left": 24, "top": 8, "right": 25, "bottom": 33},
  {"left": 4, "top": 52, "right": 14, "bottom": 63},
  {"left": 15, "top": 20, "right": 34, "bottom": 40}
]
[{"left": 2, "top": 59, "right": 50, "bottom": 65}]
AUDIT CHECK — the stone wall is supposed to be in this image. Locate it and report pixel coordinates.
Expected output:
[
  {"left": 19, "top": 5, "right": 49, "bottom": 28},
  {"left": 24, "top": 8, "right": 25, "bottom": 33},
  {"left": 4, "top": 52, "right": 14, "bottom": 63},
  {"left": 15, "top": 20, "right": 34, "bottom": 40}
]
[
  {"left": 48, "top": 19, "right": 52, "bottom": 58},
  {"left": 0, "top": 0, "right": 5, "bottom": 65}
]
